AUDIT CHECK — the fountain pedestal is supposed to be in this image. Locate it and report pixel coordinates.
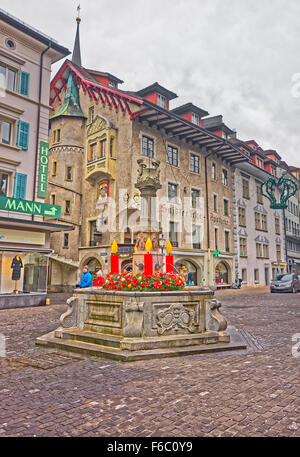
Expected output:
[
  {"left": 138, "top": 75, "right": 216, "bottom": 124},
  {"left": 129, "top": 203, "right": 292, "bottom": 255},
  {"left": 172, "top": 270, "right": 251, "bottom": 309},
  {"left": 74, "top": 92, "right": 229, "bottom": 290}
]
[{"left": 36, "top": 288, "right": 246, "bottom": 361}]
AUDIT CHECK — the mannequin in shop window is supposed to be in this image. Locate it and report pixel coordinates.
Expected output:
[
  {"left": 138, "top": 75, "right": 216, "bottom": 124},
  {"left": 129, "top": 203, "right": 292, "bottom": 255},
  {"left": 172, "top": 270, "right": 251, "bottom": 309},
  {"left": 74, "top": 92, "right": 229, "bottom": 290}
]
[{"left": 11, "top": 255, "right": 23, "bottom": 293}]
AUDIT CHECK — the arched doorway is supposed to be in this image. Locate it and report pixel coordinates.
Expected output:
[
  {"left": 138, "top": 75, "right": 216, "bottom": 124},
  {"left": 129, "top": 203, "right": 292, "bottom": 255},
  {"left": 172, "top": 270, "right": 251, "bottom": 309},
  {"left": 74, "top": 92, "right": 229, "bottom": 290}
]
[
  {"left": 84, "top": 257, "right": 103, "bottom": 283},
  {"left": 175, "top": 260, "right": 200, "bottom": 285},
  {"left": 121, "top": 259, "right": 132, "bottom": 273},
  {"left": 215, "top": 261, "right": 230, "bottom": 285}
]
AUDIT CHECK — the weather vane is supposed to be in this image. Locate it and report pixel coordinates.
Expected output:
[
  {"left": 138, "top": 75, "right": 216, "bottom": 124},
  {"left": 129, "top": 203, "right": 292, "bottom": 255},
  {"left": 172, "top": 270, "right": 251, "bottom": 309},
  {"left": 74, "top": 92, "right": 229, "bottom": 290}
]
[
  {"left": 76, "top": 4, "right": 81, "bottom": 22},
  {"left": 260, "top": 176, "right": 297, "bottom": 210}
]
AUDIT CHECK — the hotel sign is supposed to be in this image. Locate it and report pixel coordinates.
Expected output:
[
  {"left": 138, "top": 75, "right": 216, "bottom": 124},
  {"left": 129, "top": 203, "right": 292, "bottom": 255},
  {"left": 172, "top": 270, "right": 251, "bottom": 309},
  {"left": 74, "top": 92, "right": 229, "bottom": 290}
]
[
  {"left": 0, "top": 196, "right": 61, "bottom": 218},
  {"left": 37, "top": 141, "right": 49, "bottom": 198}
]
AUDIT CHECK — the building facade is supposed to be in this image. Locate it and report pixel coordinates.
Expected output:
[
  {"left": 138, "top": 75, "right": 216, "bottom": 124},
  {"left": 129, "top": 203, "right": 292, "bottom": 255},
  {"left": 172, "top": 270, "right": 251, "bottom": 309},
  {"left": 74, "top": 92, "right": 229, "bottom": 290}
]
[
  {"left": 46, "top": 18, "right": 249, "bottom": 290},
  {"left": 0, "top": 9, "right": 71, "bottom": 305}
]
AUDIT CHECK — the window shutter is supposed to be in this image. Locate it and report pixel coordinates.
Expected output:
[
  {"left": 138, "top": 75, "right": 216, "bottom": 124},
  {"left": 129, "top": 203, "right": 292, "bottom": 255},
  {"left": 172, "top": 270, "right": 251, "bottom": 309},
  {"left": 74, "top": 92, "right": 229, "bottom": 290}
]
[
  {"left": 16, "top": 121, "right": 30, "bottom": 150},
  {"left": 18, "top": 71, "right": 30, "bottom": 96},
  {"left": 14, "top": 173, "right": 27, "bottom": 199}
]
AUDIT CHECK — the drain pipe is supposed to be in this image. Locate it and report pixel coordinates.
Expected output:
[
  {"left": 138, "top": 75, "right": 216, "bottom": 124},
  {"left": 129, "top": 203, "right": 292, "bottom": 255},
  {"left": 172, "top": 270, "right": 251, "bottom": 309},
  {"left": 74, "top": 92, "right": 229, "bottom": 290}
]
[{"left": 32, "top": 42, "right": 51, "bottom": 220}]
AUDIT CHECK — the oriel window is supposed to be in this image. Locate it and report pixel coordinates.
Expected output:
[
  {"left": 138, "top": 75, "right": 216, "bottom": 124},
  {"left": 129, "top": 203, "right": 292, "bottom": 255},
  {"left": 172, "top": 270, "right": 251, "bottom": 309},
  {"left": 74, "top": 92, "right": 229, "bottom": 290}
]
[{"left": 100, "top": 139, "right": 107, "bottom": 158}]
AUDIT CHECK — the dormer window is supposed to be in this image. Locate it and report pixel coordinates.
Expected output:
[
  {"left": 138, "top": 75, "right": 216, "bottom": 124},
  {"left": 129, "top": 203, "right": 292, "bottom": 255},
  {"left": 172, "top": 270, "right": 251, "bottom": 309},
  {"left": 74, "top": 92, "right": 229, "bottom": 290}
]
[
  {"left": 191, "top": 112, "right": 200, "bottom": 126},
  {"left": 157, "top": 93, "right": 167, "bottom": 109}
]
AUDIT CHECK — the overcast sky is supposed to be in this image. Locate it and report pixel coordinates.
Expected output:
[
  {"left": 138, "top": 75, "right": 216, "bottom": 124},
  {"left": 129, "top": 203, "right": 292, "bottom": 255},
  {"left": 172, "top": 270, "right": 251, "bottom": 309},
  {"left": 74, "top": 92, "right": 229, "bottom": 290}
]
[{"left": 2, "top": 0, "right": 300, "bottom": 165}]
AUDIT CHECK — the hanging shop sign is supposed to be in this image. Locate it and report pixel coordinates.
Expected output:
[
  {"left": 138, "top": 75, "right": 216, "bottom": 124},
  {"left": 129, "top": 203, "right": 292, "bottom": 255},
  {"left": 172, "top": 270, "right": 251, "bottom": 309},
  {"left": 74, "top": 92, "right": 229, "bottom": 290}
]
[
  {"left": 0, "top": 228, "right": 45, "bottom": 245},
  {"left": 37, "top": 141, "right": 49, "bottom": 198},
  {"left": 0, "top": 196, "right": 61, "bottom": 218}
]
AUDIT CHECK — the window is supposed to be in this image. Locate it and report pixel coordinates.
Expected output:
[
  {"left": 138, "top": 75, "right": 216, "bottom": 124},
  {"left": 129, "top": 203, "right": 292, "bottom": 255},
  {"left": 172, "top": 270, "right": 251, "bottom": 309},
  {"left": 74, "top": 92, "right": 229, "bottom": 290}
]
[
  {"left": 190, "top": 154, "right": 200, "bottom": 173},
  {"left": 89, "top": 106, "right": 95, "bottom": 123},
  {"left": 242, "top": 179, "right": 250, "bottom": 199},
  {"left": 65, "top": 166, "right": 73, "bottom": 181},
  {"left": 63, "top": 233, "right": 69, "bottom": 248},
  {"left": 238, "top": 207, "right": 246, "bottom": 226},
  {"left": 192, "top": 224, "right": 201, "bottom": 249},
  {"left": 51, "top": 194, "right": 56, "bottom": 205},
  {"left": 110, "top": 137, "right": 114, "bottom": 157},
  {"left": 257, "top": 158, "right": 263, "bottom": 168},
  {"left": 89, "top": 143, "right": 97, "bottom": 162},
  {"left": 157, "top": 93, "right": 167, "bottom": 109},
  {"left": 52, "top": 161, "right": 57, "bottom": 176},
  {"left": 65, "top": 200, "right": 71, "bottom": 215},
  {"left": 214, "top": 227, "right": 218, "bottom": 250},
  {"left": 0, "top": 63, "right": 17, "bottom": 92},
  {"left": 168, "top": 183, "right": 178, "bottom": 202},
  {"left": 255, "top": 212, "right": 261, "bottom": 230},
  {"left": 100, "top": 139, "right": 106, "bottom": 158},
  {"left": 191, "top": 189, "right": 200, "bottom": 208},
  {"left": 256, "top": 243, "right": 262, "bottom": 258},
  {"left": 276, "top": 244, "right": 281, "bottom": 260},
  {"left": 0, "top": 119, "right": 12, "bottom": 145},
  {"left": 191, "top": 112, "right": 200, "bottom": 126},
  {"left": 257, "top": 184, "right": 263, "bottom": 204},
  {"left": 254, "top": 269, "right": 259, "bottom": 282},
  {"left": 222, "top": 168, "right": 228, "bottom": 186},
  {"left": 261, "top": 214, "right": 268, "bottom": 231},
  {"left": 53, "top": 129, "right": 61, "bottom": 144},
  {"left": 0, "top": 173, "right": 8, "bottom": 196},
  {"left": 18, "top": 71, "right": 30, "bottom": 96},
  {"left": 169, "top": 221, "right": 179, "bottom": 247},
  {"left": 167, "top": 145, "right": 178, "bottom": 166},
  {"left": 14, "top": 173, "right": 27, "bottom": 199},
  {"left": 223, "top": 199, "right": 229, "bottom": 216},
  {"left": 124, "top": 227, "right": 132, "bottom": 244},
  {"left": 224, "top": 230, "right": 230, "bottom": 252},
  {"left": 16, "top": 121, "right": 29, "bottom": 150},
  {"left": 211, "top": 163, "right": 217, "bottom": 181},
  {"left": 239, "top": 237, "right": 247, "bottom": 257},
  {"left": 89, "top": 220, "right": 102, "bottom": 246},
  {"left": 213, "top": 194, "right": 218, "bottom": 212},
  {"left": 142, "top": 135, "right": 154, "bottom": 158},
  {"left": 263, "top": 244, "right": 269, "bottom": 258}
]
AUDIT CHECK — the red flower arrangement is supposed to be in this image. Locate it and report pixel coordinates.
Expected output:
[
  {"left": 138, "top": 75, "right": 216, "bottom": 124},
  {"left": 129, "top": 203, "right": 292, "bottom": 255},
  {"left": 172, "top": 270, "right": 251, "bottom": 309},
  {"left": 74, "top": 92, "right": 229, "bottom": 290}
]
[{"left": 102, "top": 272, "right": 185, "bottom": 292}]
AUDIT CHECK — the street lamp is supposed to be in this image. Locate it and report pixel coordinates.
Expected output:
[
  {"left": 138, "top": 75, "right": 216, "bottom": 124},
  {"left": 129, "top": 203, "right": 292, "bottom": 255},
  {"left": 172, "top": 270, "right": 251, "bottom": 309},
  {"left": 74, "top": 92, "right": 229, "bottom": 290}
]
[{"left": 159, "top": 233, "right": 167, "bottom": 255}]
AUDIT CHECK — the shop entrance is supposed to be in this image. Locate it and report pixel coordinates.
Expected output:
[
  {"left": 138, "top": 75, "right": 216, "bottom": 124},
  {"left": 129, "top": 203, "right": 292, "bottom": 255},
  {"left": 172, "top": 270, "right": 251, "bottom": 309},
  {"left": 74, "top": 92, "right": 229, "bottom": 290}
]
[{"left": 215, "top": 261, "right": 230, "bottom": 285}]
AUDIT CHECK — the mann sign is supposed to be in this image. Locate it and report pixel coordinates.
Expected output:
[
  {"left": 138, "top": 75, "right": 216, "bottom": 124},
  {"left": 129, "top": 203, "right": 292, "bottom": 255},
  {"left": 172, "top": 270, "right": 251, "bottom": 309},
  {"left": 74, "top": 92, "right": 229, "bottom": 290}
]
[
  {"left": 0, "top": 196, "right": 61, "bottom": 218},
  {"left": 37, "top": 141, "right": 49, "bottom": 198}
]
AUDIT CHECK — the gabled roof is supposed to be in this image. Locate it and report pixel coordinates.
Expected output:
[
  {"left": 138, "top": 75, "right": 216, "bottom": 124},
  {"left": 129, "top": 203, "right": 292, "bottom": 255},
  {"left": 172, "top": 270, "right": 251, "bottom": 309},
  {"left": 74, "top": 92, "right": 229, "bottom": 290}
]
[
  {"left": 202, "top": 115, "right": 234, "bottom": 135},
  {"left": 132, "top": 99, "right": 250, "bottom": 165},
  {"left": 50, "top": 59, "right": 143, "bottom": 114},
  {"left": 263, "top": 149, "right": 282, "bottom": 161},
  {"left": 86, "top": 69, "right": 124, "bottom": 84},
  {"left": 136, "top": 82, "right": 178, "bottom": 100},
  {"left": 171, "top": 102, "right": 209, "bottom": 118}
]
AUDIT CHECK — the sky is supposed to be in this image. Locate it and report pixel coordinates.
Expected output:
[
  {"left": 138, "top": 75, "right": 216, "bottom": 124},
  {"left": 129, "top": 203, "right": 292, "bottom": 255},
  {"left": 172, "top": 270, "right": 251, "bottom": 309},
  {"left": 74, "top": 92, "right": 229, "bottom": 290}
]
[{"left": 2, "top": 0, "right": 300, "bottom": 166}]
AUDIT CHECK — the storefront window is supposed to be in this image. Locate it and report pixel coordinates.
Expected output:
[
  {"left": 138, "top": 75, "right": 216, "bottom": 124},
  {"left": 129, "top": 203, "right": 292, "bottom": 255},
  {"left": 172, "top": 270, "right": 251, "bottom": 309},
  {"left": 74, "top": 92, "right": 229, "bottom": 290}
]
[
  {"left": 0, "top": 252, "right": 48, "bottom": 294},
  {"left": 215, "top": 262, "right": 229, "bottom": 284}
]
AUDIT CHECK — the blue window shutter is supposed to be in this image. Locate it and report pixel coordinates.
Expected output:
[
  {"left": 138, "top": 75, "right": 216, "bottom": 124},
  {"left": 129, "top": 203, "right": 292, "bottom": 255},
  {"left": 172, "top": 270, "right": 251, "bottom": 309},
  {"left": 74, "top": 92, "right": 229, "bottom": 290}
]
[
  {"left": 16, "top": 120, "right": 29, "bottom": 150},
  {"left": 14, "top": 173, "right": 27, "bottom": 199},
  {"left": 18, "top": 71, "right": 30, "bottom": 96}
]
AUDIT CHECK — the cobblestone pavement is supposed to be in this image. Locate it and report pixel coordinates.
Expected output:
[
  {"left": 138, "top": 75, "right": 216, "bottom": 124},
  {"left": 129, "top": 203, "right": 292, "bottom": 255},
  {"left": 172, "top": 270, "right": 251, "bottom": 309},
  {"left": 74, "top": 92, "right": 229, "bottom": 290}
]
[{"left": 0, "top": 287, "right": 299, "bottom": 437}]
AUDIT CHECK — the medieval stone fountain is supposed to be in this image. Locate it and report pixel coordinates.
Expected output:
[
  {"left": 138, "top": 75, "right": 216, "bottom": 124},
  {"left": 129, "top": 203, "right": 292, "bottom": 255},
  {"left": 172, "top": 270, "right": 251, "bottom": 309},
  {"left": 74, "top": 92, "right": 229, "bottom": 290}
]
[{"left": 37, "top": 159, "right": 246, "bottom": 361}]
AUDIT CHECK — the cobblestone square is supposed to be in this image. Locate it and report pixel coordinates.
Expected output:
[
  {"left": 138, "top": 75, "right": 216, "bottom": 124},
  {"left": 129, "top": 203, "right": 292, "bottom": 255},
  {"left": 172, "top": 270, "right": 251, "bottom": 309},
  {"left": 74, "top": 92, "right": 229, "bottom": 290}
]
[{"left": 0, "top": 287, "right": 299, "bottom": 437}]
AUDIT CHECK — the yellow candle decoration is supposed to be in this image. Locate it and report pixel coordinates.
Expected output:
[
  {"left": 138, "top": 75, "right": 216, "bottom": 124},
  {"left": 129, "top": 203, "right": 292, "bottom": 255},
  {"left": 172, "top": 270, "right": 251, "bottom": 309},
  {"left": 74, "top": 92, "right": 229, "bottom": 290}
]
[
  {"left": 134, "top": 244, "right": 138, "bottom": 253},
  {"left": 145, "top": 237, "right": 153, "bottom": 253},
  {"left": 111, "top": 240, "right": 118, "bottom": 254},
  {"left": 166, "top": 240, "right": 173, "bottom": 255}
]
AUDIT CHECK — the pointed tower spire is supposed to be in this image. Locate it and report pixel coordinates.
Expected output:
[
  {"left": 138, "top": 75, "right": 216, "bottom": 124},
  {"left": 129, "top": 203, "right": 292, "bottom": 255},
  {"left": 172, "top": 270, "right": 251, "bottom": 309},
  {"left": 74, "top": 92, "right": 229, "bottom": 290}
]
[
  {"left": 50, "top": 72, "right": 86, "bottom": 120},
  {"left": 72, "top": 5, "right": 82, "bottom": 67}
]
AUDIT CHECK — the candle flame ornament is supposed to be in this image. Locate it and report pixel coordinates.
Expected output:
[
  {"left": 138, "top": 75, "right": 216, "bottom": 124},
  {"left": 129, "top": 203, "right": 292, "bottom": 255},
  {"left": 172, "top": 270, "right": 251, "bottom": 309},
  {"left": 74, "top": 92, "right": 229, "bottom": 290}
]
[
  {"left": 134, "top": 244, "right": 138, "bottom": 253},
  {"left": 111, "top": 240, "right": 118, "bottom": 254},
  {"left": 166, "top": 240, "right": 173, "bottom": 255},
  {"left": 145, "top": 237, "right": 153, "bottom": 253}
]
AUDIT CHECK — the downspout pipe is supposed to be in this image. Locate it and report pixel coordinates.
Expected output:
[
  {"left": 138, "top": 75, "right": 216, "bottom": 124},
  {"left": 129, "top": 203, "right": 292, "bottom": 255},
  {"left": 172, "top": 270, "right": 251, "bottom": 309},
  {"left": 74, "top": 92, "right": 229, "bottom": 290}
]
[{"left": 32, "top": 41, "right": 51, "bottom": 220}]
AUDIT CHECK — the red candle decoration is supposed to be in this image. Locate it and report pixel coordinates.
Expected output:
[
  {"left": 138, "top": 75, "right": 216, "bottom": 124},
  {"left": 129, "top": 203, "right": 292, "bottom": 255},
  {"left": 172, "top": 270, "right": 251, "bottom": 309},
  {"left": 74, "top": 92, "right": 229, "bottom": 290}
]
[
  {"left": 144, "top": 237, "right": 153, "bottom": 276},
  {"left": 166, "top": 240, "right": 174, "bottom": 273},
  {"left": 110, "top": 255, "right": 119, "bottom": 275},
  {"left": 166, "top": 255, "right": 174, "bottom": 273},
  {"left": 110, "top": 240, "right": 119, "bottom": 274},
  {"left": 144, "top": 253, "right": 153, "bottom": 276}
]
